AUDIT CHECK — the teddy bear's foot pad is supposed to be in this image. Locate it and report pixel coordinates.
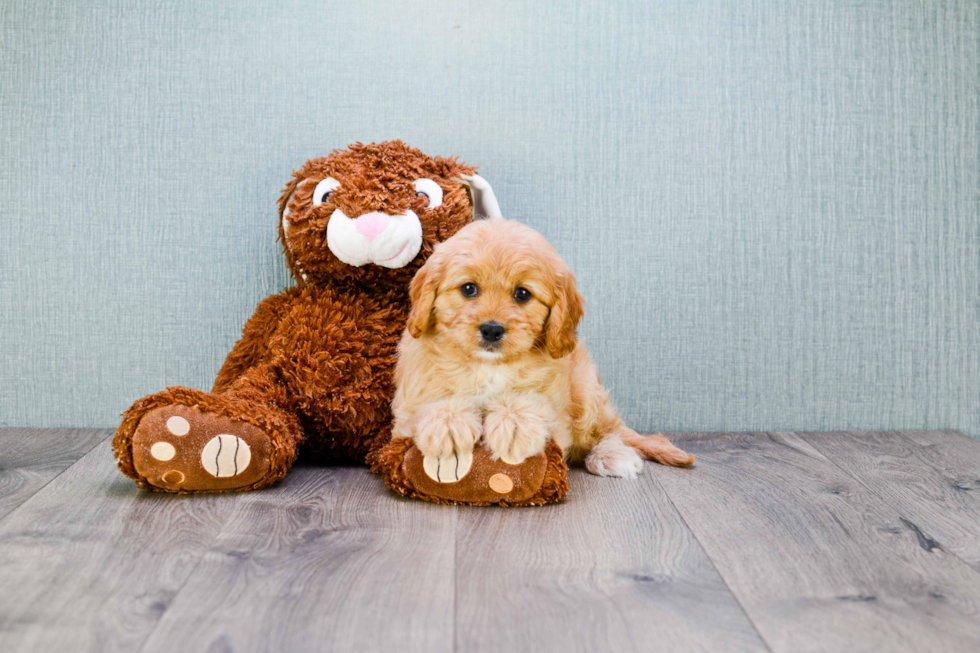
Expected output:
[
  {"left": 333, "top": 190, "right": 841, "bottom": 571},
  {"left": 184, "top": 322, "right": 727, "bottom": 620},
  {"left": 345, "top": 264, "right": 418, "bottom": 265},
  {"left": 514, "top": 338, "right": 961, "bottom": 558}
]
[
  {"left": 132, "top": 405, "right": 273, "bottom": 492},
  {"left": 374, "top": 438, "right": 569, "bottom": 506},
  {"left": 406, "top": 445, "right": 546, "bottom": 503}
]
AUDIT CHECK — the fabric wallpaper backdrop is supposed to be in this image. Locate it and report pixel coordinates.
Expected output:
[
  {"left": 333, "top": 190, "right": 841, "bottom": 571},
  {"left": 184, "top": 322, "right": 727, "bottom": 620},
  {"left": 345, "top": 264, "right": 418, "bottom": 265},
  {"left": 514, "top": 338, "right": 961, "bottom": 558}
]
[{"left": 1, "top": 1, "right": 977, "bottom": 437}]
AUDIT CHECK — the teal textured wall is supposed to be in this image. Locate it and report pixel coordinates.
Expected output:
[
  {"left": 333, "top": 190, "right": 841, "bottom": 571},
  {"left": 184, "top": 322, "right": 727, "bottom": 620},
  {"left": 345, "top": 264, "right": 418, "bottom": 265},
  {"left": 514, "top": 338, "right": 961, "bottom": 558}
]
[{"left": 1, "top": 1, "right": 977, "bottom": 436}]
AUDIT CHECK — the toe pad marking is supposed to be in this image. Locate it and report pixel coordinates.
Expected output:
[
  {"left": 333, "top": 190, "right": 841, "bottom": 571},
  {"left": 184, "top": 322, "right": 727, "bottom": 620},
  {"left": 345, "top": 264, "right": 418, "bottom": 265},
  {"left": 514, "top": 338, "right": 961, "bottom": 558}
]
[
  {"left": 150, "top": 442, "right": 176, "bottom": 461},
  {"left": 422, "top": 450, "right": 473, "bottom": 483},
  {"left": 162, "top": 470, "right": 185, "bottom": 484},
  {"left": 166, "top": 416, "right": 190, "bottom": 436},
  {"left": 488, "top": 473, "right": 514, "bottom": 494},
  {"left": 201, "top": 434, "right": 251, "bottom": 478}
]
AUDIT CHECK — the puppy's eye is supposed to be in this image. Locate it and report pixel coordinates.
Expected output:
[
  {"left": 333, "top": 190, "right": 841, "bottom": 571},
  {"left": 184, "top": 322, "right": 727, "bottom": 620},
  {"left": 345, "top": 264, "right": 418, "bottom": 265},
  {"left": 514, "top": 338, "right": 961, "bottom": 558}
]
[
  {"left": 513, "top": 287, "right": 532, "bottom": 303},
  {"left": 312, "top": 177, "right": 340, "bottom": 206},
  {"left": 414, "top": 178, "right": 443, "bottom": 209},
  {"left": 460, "top": 283, "right": 479, "bottom": 298}
]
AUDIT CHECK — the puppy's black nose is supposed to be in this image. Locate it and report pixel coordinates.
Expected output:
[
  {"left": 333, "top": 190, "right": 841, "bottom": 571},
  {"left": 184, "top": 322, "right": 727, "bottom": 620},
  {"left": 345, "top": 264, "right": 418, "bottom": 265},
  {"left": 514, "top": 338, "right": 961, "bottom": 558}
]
[{"left": 479, "top": 321, "right": 506, "bottom": 343}]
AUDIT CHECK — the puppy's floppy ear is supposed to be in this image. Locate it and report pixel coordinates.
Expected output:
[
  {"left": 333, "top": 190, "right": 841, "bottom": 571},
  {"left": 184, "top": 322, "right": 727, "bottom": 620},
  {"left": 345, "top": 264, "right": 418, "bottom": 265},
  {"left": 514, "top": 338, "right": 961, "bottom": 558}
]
[
  {"left": 407, "top": 254, "right": 443, "bottom": 338},
  {"left": 544, "top": 269, "right": 585, "bottom": 359}
]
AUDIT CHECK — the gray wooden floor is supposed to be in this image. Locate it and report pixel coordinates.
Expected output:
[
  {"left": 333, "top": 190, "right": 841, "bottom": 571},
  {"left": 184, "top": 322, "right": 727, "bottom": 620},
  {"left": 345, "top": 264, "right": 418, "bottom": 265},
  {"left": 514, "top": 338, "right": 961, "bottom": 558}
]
[{"left": 1, "top": 429, "right": 979, "bottom": 652}]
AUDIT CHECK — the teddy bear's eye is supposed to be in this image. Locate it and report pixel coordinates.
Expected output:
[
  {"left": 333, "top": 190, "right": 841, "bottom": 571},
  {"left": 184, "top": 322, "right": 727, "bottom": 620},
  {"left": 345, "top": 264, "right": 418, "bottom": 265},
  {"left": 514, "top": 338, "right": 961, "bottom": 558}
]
[
  {"left": 460, "top": 283, "right": 479, "bottom": 298},
  {"left": 414, "top": 178, "right": 443, "bottom": 209},
  {"left": 312, "top": 177, "right": 341, "bottom": 206}
]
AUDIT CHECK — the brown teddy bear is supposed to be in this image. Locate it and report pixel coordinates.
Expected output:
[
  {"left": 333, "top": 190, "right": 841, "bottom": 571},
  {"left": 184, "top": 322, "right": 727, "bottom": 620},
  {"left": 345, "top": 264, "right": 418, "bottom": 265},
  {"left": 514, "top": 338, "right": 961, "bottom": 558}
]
[{"left": 113, "top": 140, "right": 524, "bottom": 493}]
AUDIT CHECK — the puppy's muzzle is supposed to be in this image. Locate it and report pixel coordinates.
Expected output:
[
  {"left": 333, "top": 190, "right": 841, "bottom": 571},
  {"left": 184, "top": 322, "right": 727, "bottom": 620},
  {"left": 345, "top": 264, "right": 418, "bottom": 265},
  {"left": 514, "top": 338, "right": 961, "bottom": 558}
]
[{"left": 479, "top": 321, "right": 506, "bottom": 345}]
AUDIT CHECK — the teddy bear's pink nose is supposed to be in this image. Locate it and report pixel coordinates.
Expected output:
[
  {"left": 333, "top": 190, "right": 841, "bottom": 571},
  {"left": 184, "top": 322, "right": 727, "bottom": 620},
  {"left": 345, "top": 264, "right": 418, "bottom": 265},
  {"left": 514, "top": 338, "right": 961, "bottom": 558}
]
[{"left": 354, "top": 212, "right": 390, "bottom": 241}]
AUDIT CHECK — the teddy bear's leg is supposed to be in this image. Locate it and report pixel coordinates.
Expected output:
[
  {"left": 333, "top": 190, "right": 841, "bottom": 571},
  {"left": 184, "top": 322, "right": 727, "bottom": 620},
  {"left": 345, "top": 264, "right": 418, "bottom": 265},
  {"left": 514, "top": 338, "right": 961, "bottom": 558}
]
[{"left": 114, "top": 366, "right": 303, "bottom": 493}]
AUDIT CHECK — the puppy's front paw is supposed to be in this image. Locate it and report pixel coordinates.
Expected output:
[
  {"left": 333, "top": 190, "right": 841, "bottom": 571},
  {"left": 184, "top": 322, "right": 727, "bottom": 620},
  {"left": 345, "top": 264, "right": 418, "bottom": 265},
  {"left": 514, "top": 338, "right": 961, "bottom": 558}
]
[
  {"left": 414, "top": 400, "right": 483, "bottom": 460},
  {"left": 483, "top": 395, "right": 552, "bottom": 465}
]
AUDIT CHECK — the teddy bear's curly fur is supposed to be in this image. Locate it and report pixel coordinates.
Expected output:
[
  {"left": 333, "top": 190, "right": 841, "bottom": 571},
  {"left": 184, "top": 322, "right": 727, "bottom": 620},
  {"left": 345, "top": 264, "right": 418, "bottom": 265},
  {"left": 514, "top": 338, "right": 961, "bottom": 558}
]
[{"left": 113, "top": 141, "right": 477, "bottom": 493}]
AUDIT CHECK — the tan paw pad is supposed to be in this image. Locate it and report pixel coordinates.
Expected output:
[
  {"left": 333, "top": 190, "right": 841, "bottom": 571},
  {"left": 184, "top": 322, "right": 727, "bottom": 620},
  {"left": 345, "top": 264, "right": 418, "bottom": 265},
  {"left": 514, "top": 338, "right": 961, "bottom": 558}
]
[
  {"left": 201, "top": 435, "right": 251, "bottom": 478},
  {"left": 162, "top": 470, "right": 185, "bottom": 484},
  {"left": 499, "top": 452, "right": 524, "bottom": 465},
  {"left": 166, "top": 415, "right": 190, "bottom": 436},
  {"left": 488, "top": 473, "right": 514, "bottom": 494},
  {"left": 150, "top": 442, "right": 176, "bottom": 461},
  {"left": 422, "top": 450, "right": 473, "bottom": 483}
]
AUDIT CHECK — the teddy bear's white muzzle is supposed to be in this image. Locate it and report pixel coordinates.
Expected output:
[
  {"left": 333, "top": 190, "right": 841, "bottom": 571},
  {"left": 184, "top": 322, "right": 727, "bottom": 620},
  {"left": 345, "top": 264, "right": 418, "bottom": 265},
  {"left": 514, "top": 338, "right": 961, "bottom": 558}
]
[{"left": 326, "top": 209, "right": 422, "bottom": 269}]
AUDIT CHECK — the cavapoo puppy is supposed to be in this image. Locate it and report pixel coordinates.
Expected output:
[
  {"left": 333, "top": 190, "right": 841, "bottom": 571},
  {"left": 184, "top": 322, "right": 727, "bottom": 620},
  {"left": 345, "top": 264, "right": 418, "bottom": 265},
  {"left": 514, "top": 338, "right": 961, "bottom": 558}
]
[{"left": 390, "top": 218, "right": 693, "bottom": 477}]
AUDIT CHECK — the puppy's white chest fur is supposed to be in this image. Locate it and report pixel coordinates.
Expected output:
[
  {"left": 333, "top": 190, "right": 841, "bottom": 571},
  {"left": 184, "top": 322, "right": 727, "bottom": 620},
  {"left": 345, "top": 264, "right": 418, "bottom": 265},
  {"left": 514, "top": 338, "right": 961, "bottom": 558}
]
[{"left": 469, "top": 362, "right": 515, "bottom": 406}]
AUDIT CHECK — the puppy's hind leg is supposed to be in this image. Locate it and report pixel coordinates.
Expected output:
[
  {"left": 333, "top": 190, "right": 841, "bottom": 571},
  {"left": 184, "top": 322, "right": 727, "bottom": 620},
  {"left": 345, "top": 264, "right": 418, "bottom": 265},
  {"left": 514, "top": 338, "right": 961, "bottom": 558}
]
[
  {"left": 585, "top": 427, "right": 695, "bottom": 478},
  {"left": 585, "top": 432, "right": 645, "bottom": 479},
  {"left": 621, "top": 429, "right": 695, "bottom": 467},
  {"left": 572, "top": 347, "right": 694, "bottom": 475}
]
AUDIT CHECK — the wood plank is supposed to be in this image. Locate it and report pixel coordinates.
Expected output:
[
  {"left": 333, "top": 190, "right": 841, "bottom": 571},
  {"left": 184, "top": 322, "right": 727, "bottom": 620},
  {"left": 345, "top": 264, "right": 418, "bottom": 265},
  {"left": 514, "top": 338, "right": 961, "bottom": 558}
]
[
  {"left": 454, "top": 467, "right": 768, "bottom": 653},
  {"left": 0, "top": 440, "right": 233, "bottom": 653},
  {"left": 799, "top": 431, "right": 980, "bottom": 572},
  {"left": 0, "top": 428, "right": 109, "bottom": 521},
  {"left": 658, "top": 432, "right": 980, "bottom": 653},
  {"left": 137, "top": 464, "right": 457, "bottom": 653}
]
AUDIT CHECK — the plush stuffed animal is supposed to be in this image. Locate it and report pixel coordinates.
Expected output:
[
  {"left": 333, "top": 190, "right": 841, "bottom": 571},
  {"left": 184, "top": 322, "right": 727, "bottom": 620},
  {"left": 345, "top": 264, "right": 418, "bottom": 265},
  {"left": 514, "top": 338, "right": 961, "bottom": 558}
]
[{"left": 113, "top": 140, "right": 523, "bottom": 493}]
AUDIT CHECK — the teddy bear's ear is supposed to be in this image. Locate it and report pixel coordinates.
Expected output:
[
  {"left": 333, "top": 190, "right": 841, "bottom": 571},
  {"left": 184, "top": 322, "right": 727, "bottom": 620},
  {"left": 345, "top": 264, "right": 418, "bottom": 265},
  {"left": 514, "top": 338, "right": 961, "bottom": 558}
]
[
  {"left": 459, "top": 174, "right": 502, "bottom": 221},
  {"left": 278, "top": 176, "right": 310, "bottom": 247},
  {"left": 278, "top": 175, "right": 313, "bottom": 285}
]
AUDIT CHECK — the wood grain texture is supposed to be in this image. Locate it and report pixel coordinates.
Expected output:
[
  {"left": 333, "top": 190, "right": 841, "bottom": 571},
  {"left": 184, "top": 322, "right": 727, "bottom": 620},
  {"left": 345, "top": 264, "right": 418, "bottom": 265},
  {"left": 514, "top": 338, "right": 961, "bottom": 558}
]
[
  {"left": 454, "top": 468, "right": 767, "bottom": 653},
  {"left": 137, "top": 465, "right": 456, "bottom": 653},
  {"left": 0, "top": 440, "right": 233, "bottom": 653},
  {"left": 0, "top": 428, "right": 109, "bottom": 522},
  {"left": 658, "top": 432, "right": 980, "bottom": 653},
  {"left": 800, "top": 431, "right": 980, "bottom": 572},
  {"left": 4, "top": 430, "right": 980, "bottom": 652}
]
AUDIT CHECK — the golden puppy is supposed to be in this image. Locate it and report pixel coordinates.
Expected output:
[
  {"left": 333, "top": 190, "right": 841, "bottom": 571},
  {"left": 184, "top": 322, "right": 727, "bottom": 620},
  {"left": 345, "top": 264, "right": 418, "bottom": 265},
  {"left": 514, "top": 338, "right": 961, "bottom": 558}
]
[{"left": 391, "top": 218, "right": 694, "bottom": 477}]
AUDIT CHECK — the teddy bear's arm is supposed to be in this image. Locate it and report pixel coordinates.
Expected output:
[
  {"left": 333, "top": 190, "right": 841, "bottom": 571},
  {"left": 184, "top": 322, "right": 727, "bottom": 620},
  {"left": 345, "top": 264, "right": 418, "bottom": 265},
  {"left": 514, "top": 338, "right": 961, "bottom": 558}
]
[{"left": 212, "top": 288, "right": 303, "bottom": 394}]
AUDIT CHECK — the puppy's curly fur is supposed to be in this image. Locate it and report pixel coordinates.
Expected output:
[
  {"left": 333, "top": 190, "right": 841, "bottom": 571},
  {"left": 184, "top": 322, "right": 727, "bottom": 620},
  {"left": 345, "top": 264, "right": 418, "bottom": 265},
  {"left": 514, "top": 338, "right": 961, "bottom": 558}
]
[{"left": 392, "top": 218, "right": 694, "bottom": 477}]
